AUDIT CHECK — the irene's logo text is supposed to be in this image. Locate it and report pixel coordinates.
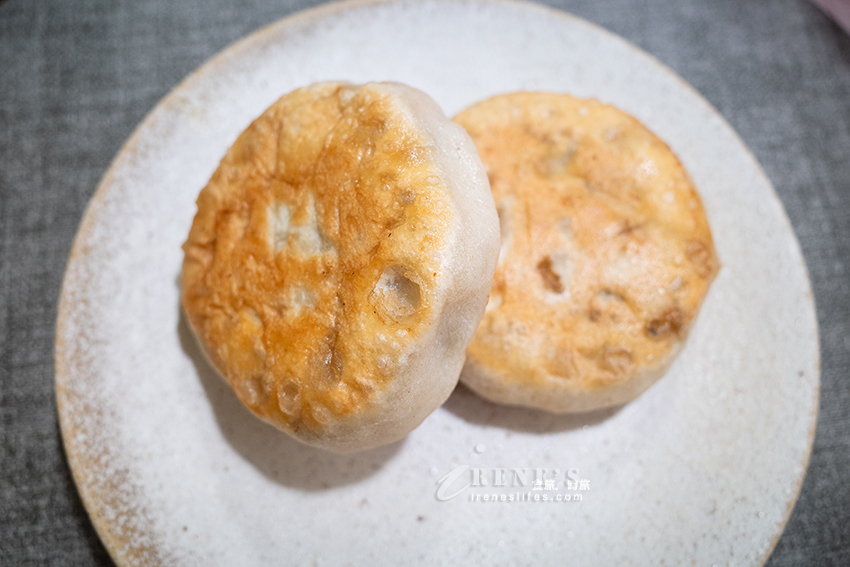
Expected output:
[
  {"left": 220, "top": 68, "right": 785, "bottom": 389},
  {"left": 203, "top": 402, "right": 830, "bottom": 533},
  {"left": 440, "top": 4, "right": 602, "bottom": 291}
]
[{"left": 436, "top": 466, "right": 590, "bottom": 502}]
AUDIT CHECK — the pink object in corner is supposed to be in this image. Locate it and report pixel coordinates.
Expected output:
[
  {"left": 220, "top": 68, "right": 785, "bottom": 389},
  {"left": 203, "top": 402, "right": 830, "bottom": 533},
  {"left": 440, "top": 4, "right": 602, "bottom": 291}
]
[{"left": 811, "top": 0, "right": 850, "bottom": 34}]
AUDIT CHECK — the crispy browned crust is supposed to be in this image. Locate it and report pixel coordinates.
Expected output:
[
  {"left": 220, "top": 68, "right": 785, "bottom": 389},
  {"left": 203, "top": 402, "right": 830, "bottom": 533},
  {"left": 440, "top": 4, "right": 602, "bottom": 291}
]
[
  {"left": 455, "top": 92, "right": 719, "bottom": 413},
  {"left": 182, "top": 82, "right": 498, "bottom": 451}
]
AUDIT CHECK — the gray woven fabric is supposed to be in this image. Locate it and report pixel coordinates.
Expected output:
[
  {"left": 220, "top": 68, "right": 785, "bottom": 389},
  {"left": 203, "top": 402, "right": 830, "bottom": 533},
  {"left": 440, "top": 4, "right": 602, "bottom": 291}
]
[{"left": 1, "top": 0, "right": 848, "bottom": 565}]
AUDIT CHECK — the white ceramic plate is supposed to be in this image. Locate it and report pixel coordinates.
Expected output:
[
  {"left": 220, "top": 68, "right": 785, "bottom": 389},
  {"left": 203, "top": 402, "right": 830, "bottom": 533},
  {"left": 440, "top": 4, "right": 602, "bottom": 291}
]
[{"left": 55, "top": 1, "right": 819, "bottom": 565}]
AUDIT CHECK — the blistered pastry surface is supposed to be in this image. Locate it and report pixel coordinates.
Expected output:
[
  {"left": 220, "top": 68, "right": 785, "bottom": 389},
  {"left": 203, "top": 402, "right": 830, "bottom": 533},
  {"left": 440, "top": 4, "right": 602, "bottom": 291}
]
[
  {"left": 182, "top": 83, "right": 452, "bottom": 433},
  {"left": 455, "top": 92, "right": 718, "bottom": 409}
]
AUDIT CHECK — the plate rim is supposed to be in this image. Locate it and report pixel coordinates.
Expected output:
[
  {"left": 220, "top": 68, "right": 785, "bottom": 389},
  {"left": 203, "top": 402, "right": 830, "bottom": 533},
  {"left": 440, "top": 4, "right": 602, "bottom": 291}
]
[{"left": 53, "top": 0, "right": 821, "bottom": 565}]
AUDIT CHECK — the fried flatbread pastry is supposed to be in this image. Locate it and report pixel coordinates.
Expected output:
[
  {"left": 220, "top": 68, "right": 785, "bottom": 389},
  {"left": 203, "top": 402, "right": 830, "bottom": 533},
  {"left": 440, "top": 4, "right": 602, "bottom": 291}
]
[
  {"left": 455, "top": 92, "right": 718, "bottom": 413},
  {"left": 182, "top": 82, "right": 499, "bottom": 451}
]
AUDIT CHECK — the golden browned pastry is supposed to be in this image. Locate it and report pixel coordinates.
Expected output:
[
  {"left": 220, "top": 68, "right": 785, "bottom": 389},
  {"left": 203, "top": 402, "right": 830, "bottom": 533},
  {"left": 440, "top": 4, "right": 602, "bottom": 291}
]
[
  {"left": 454, "top": 92, "right": 718, "bottom": 413},
  {"left": 182, "top": 82, "right": 499, "bottom": 452}
]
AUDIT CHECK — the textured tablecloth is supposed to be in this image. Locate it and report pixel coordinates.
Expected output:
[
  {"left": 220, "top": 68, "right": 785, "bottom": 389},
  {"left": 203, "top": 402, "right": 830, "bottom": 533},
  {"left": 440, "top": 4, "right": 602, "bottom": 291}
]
[{"left": 1, "top": 0, "right": 848, "bottom": 565}]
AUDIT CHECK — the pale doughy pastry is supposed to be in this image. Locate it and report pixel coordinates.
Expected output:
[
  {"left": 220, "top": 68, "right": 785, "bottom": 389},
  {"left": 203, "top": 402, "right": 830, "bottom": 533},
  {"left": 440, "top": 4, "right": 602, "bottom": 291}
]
[
  {"left": 455, "top": 92, "right": 718, "bottom": 413},
  {"left": 182, "top": 82, "right": 499, "bottom": 452}
]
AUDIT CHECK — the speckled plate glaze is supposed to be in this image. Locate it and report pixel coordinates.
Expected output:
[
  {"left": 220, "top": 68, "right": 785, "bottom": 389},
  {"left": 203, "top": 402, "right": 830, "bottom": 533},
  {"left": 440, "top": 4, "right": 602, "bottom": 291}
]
[{"left": 55, "top": 1, "right": 819, "bottom": 565}]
